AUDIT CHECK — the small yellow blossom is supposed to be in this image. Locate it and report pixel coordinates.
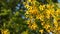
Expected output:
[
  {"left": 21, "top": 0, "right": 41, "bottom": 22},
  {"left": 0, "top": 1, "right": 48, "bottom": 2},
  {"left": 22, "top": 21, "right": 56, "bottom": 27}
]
[
  {"left": 41, "top": 21, "right": 45, "bottom": 25},
  {"left": 1, "top": 29, "right": 10, "bottom": 34},
  {"left": 57, "top": 27, "right": 60, "bottom": 31},
  {"left": 54, "top": 22, "right": 58, "bottom": 27},
  {"left": 28, "top": 0, "right": 35, "bottom": 2},
  {"left": 46, "top": 4, "right": 54, "bottom": 8},
  {"left": 39, "top": 29, "right": 43, "bottom": 34},
  {"left": 39, "top": 5, "right": 45, "bottom": 11},
  {"left": 28, "top": 22, "right": 38, "bottom": 30},
  {"left": 47, "top": 30, "right": 50, "bottom": 33},
  {"left": 28, "top": 6, "right": 38, "bottom": 15},
  {"left": 46, "top": 9, "right": 50, "bottom": 14},
  {"left": 25, "top": 11, "right": 29, "bottom": 14},
  {"left": 36, "top": 14, "right": 44, "bottom": 21},
  {"left": 55, "top": 9, "right": 60, "bottom": 16},
  {"left": 54, "top": 18, "right": 58, "bottom": 28},
  {"left": 44, "top": 24, "right": 50, "bottom": 30}
]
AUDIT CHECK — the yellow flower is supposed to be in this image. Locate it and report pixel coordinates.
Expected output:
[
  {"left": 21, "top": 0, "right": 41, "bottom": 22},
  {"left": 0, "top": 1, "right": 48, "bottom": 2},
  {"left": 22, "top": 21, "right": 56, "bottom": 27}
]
[
  {"left": 39, "top": 5, "right": 45, "bottom": 11},
  {"left": 25, "top": 11, "right": 29, "bottom": 14},
  {"left": 28, "top": 22, "right": 37, "bottom": 30},
  {"left": 41, "top": 22, "right": 45, "bottom": 25},
  {"left": 32, "top": 22, "right": 38, "bottom": 30},
  {"left": 50, "top": 9, "right": 54, "bottom": 14},
  {"left": 36, "top": 14, "right": 44, "bottom": 21},
  {"left": 28, "top": 0, "right": 35, "bottom": 2},
  {"left": 29, "top": 9, "right": 37, "bottom": 14},
  {"left": 44, "top": 24, "right": 50, "bottom": 30},
  {"left": 46, "top": 4, "right": 51, "bottom": 8},
  {"left": 46, "top": 14, "right": 50, "bottom": 19},
  {"left": 45, "top": 9, "right": 50, "bottom": 18},
  {"left": 28, "top": 6, "right": 38, "bottom": 15},
  {"left": 47, "top": 30, "right": 50, "bottom": 33},
  {"left": 54, "top": 18, "right": 58, "bottom": 28},
  {"left": 46, "top": 9, "right": 50, "bottom": 14},
  {"left": 57, "top": 27, "right": 60, "bottom": 31},
  {"left": 28, "top": 0, "right": 31, "bottom": 2},
  {"left": 54, "top": 22, "right": 58, "bottom": 27},
  {"left": 55, "top": 9, "right": 60, "bottom": 16},
  {"left": 1, "top": 29, "right": 10, "bottom": 34},
  {"left": 24, "top": 3, "right": 29, "bottom": 8},
  {"left": 45, "top": 9, "right": 54, "bottom": 19},
  {"left": 46, "top": 4, "right": 54, "bottom": 8},
  {"left": 36, "top": 14, "right": 40, "bottom": 19},
  {"left": 39, "top": 29, "right": 43, "bottom": 34}
]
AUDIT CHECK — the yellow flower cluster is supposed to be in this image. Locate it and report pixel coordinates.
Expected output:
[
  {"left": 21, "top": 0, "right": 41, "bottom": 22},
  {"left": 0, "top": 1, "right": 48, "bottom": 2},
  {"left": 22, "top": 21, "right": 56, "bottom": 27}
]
[
  {"left": 28, "top": 22, "right": 38, "bottom": 30},
  {"left": 25, "top": 0, "right": 60, "bottom": 34},
  {"left": 36, "top": 14, "right": 44, "bottom": 21},
  {"left": 46, "top": 4, "right": 54, "bottom": 9},
  {"left": 25, "top": 6, "right": 38, "bottom": 15}
]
